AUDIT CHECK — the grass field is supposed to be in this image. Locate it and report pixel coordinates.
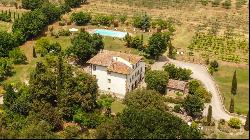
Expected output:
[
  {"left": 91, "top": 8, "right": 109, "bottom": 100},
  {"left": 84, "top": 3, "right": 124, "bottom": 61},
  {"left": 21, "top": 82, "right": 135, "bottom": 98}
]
[{"left": 214, "top": 65, "right": 249, "bottom": 115}]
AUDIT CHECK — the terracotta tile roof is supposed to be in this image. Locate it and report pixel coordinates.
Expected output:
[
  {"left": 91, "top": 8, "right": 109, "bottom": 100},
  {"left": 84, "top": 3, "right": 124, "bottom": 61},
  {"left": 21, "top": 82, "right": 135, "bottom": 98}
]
[
  {"left": 87, "top": 50, "right": 142, "bottom": 74},
  {"left": 167, "top": 79, "right": 188, "bottom": 91},
  {"left": 107, "top": 61, "right": 133, "bottom": 75},
  {"left": 87, "top": 50, "right": 142, "bottom": 67}
]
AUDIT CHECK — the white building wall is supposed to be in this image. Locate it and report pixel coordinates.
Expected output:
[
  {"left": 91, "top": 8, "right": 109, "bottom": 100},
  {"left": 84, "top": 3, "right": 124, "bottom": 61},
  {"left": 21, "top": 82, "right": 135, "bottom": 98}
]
[
  {"left": 91, "top": 65, "right": 127, "bottom": 96},
  {"left": 126, "top": 60, "right": 146, "bottom": 92},
  {"left": 90, "top": 59, "right": 145, "bottom": 96}
]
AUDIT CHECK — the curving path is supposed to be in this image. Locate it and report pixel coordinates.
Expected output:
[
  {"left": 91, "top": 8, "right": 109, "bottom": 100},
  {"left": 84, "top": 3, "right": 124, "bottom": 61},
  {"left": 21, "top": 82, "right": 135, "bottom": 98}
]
[{"left": 152, "top": 56, "right": 246, "bottom": 123}]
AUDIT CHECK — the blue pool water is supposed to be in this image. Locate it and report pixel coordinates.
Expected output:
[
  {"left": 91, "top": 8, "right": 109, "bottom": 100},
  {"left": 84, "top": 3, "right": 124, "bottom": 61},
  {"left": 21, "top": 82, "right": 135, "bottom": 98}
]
[{"left": 92, "top": 29, "right": 128, "bottom": 38}]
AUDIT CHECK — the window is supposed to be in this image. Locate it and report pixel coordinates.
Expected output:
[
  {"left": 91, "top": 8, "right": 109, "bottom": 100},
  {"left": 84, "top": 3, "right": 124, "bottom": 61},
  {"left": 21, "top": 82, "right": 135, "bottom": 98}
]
[
  {"left": 130, "top": 78, "right": 131, "bottom": 83},
  {"left": 132, "top": 75, "right": 134, "bottom": 79},
  {"left": 141, "top": 67, "right": 142, "bottom": 72},
  {"left": 108, "top": 79, "right": 111, "bottom": 83},
  {"left": 107, "top": 71, "right": 111, "bottom": 74},
  {"left": 108, "top": 87, "right": 110, "bottom": 90},
  {"left": 93, "top": 65, "right": 96, "bottom": 71}
]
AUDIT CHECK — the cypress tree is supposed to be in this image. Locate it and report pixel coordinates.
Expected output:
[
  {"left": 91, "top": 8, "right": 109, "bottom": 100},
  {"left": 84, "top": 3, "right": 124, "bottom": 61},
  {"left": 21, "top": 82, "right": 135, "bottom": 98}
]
[
  {"left": 33, "top": 47, "right": 37, "bottom": 58},
  {"left": 231, "top": 70, "right": 237, "bottom": 96},
  {"left": 207, "top": 105, "right": 212, "bottom": 125},
  {"left": 8, "top": 9, "right": 11, "bottom": 17},
  {"left": 244, "top": 111, "right": 249, "bottom": 131},
  {"left": 229, "top": 97, "right": 234, "bottom": 113},
  {"left": 168, "top": 41, "right": 174, "bottom": 59}
]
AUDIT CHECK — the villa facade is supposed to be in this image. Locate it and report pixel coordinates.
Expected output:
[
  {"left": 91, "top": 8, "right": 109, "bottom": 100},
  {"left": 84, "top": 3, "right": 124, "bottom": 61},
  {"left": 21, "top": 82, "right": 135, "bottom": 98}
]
[{"left": 87, "top": 50, "right": 145, "bottom": 96}]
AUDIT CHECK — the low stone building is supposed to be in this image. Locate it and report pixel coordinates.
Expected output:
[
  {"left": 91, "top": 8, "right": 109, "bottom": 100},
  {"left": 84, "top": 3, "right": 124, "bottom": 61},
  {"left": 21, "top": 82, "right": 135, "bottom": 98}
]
[{"left": 166, "top": 79, "right": 189, "bottom": 94}]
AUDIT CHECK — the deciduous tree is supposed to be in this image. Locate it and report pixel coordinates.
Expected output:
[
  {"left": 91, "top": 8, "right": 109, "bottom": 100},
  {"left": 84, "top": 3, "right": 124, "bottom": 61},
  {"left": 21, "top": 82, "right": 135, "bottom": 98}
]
[
  {"left": 145, "top": 70, "right": 169, "bottom": 94},
  {"left": 124, "top": 89, "right": 167, "bottom": 111},
  {"left": 96, "top": 107, "right": 202, "bottom": 139},
  {"left": 66, "top": 31, "right": 104, "bottom": 63},
  {"left": 182, "top": 94, "right": 204, "bottom": 117}
]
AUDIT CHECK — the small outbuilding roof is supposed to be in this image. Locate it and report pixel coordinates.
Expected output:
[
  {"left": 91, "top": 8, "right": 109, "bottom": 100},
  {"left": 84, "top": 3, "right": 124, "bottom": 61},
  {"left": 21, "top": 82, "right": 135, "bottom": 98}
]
[{"left": 167, "top": 79, "right": 188, "bottom": 91}]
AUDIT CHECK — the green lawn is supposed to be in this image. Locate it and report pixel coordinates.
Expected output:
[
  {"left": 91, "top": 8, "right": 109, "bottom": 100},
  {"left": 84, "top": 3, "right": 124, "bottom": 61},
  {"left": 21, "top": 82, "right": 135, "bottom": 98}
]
[
  {"left": 213, "top": 65, "right": 249, "bottom": 115},
  {"left": 111, "top": 100, "right": 126, "bottom": 114},
  {"left": 44, "top": 35, "right": 142, "bottom": 55},
  {"left": 43, "top": 36, "right": 72, "bottom": 50}
]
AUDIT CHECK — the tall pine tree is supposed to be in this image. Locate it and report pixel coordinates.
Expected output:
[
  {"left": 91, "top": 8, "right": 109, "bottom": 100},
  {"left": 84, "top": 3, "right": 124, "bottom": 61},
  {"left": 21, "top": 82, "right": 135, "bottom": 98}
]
[{"left": 231, "top": 70, "right": 237, "bottom": 96}]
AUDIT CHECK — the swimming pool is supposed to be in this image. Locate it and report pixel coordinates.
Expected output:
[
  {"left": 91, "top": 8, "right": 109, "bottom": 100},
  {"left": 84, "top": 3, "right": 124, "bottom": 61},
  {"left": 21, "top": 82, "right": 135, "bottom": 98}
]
[{"left": 91, "top": 29, "right": 128, "bottom": 38}]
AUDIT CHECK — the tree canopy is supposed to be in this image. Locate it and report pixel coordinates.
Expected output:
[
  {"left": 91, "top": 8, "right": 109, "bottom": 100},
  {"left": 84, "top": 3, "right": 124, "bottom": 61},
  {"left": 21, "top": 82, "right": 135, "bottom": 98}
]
[
  {"left": 145, "top": 70, "right": 169, "bottom": 94},
  {"left": 124, "top": 89, "right": 167, "bottom": 111},
  {"left": 12, "top": 10, "right": 47, "bottom": 40},
  {"left": 182, "top": 94, "right": 204, "bottom": 117},
  {"left": 164, "top": 64, "right": 192, "bottom": 81},
  {"left": 0, "top": 31, "right": 18, "bottom": 57},
  {"left": 22, "top": 0, "right": 49, "bottom": 10},
  {"left": 71, "top": 12, "right": 92, "bottom": 26},
  {"left": 145, "top": 32, "right": 169, "bottom": 59},
  {"left": 66, "top": 31, "right": 104, "bottom": 63},
  {"left": 96, "top": 107, "right": 202, "bottom": 139}
]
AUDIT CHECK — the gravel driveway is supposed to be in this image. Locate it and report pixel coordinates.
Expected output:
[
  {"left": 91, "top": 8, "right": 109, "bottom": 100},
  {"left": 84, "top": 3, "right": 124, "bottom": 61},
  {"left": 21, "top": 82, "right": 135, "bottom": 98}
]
[{"left": 151, "top": 56, "right": 246, "bottom": 123}]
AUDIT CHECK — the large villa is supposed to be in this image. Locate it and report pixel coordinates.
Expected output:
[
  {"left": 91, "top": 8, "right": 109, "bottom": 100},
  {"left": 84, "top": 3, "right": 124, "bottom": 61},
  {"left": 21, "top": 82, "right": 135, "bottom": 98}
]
[{"left": 87, "top": 50, "right": 145, "bottom": 96}]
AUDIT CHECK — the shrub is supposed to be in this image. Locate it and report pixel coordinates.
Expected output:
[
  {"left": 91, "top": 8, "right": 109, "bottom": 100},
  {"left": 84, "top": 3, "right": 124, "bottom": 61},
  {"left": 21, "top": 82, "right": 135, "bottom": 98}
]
[
  {"left": 91, "top": 14, "right": 114, "bottom": 26},
  {"left": 222, "top": 0, "right": 231, "bottom": 9},
  {"left": 118, "top": 13, "right": 127, "bottom": 24},
  {"left": 164, "top": 64, "right": 192, "bottom": 81},
  {"left": 0, "top": 13, "right": 11, "bottom": 22},
  {"left": 65, "top": 0, "right": 82, "bottom": 8},
  {"left": 194, "top": 86, "right": 212, "bottom": 103},
  {"left": 182, "top": 94, "right": 204, "bottom": 117},
  {"left": 200, "top": 0, "right": 209, "bottom": 5},
  {"left": 132, "top": 13, "right": 151, "bottom": 31},
  {"left": 58, "top": 29, "right": 71, "bottom": 36},
  {"left": 8, "top": 48, "right": 27, "bottom": 64},
  {"left": 219, "top": 119, "right": 225, "bottom": 125},
  {"left": 211, "top": 0, "right": 221, "bottom": 7},
  {"left": 70, "top": 12, "right": 91, "bottom": 26},
  {"left": 0, "top": 58, "right": 14, "bottom": 81},
  {"left": 164, "top": 96, "right": 184, "bottom": 104},
  {"left": 59, "top": 21, "right": 66, "bottom": 26},
  {"left": 228, "top": 117, "right": 241, "bottom": 129},
  {"left": 173, "top": 104, "right": 181, "bottom": 113}
]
